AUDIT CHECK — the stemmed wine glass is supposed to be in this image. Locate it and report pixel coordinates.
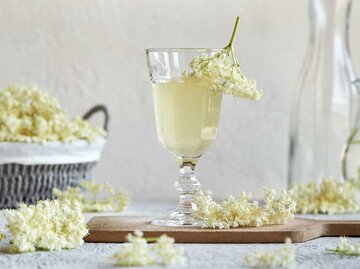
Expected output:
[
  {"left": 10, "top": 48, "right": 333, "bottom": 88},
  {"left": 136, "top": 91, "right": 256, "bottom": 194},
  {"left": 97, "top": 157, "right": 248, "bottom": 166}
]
[{"left": 146, "top": 48, "right": 222, "bottom": 226}]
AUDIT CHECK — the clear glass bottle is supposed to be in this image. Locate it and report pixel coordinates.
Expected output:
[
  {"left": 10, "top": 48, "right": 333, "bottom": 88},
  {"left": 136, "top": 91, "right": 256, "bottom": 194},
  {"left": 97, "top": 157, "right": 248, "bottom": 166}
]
[
  {"left": 342, "top": 79, "right": 360, "bottom": 179},
  {"left": 288, "top": 0, "right": 359, "bottom": 186}
]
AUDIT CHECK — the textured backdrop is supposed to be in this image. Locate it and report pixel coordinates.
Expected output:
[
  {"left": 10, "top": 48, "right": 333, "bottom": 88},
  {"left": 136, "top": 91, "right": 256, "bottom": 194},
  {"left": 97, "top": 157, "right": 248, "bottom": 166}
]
[{"left": 0, "top": 0, "right": 359, "bottom": 200}]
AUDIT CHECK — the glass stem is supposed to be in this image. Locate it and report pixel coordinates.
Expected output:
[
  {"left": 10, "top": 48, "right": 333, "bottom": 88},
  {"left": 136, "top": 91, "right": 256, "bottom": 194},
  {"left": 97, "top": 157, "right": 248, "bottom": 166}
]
[{"left": 174, "top": 156, "right": 201, "bottom": 215}]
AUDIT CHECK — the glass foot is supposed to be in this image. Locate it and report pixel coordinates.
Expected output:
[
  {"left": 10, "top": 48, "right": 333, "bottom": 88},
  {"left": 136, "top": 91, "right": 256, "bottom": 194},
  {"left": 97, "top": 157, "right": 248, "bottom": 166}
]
[
  {"left": 151, "top": 156, "right": 203, "bottom": 227},
  {"left": 151, "top": 210, "right": 203, "bottom": 227}
]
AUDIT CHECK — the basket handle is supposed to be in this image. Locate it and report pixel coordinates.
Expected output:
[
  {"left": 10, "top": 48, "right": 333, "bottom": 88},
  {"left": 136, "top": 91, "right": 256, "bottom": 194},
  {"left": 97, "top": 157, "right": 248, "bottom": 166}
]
[{"left": 82, "top": 105, "right": 109, "bottom": 132}]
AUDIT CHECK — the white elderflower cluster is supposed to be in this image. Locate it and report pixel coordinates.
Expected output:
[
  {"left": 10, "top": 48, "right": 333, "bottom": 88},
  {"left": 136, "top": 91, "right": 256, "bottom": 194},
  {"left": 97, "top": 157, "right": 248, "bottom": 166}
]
[
  {"left": 193, "top": 188, "right": 296, "bottom": 229},
  {"left": 110, "top": 231, "right": 184, "bottom": 267},
  {"left": 53, "top": 180, "right": 129, "bottom": 212},
  {"left": 0, "top": 85, "right": 106, "bottom": 143},
  {"left": 326, "top": 237, "right": 360, "bottom": 256},
  {"left": 111, "top": 230, "right": 155, "bottom": 267},
  {"left": 292, "top": 178, "right": 359, "bottom": 214},
  {"left": 184, "top": 49, "right": 262, "bottom": 100},
  {"left": 151, "top": 234, "right": 185, "bottom": 265},
  {"left": 182, "top": 16, "right": 262, "bottom": 101},
  {"left": 244, "top": 238, "right": 295, "bottom": 268},
  {"left": 3, "top": 199, "right": 88, "bottom": 253}
]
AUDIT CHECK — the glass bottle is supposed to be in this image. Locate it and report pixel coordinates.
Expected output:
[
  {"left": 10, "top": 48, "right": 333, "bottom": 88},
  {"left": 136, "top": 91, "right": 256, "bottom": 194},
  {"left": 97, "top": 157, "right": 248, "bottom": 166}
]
[
  {"left": 342, "top": 79, "right": 360, "bottom": 179},
  {"left": 288, "top": 0, "right": 359, "bottom": 186}
]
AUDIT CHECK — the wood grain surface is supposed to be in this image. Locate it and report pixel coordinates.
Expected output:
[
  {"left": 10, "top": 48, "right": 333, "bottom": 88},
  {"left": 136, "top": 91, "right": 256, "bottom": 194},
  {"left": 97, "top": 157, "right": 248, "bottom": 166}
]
[{"left": 85, "top": 216, "right": 360, "bottom": 243}]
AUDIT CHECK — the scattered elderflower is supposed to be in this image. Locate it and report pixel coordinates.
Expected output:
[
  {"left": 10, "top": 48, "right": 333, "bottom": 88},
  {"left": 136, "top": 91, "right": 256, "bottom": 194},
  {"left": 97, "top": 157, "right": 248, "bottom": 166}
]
[
  {"left": 193, "top": 188, "right": 296, "bottom": 229},
  {"left": 244, "top": 238, "right": 295, "bottom": 268},
  {"left": 3, "top": 199, "right": 88, "bottom": 253},
  {"left": 53, "top": 180, "right": 129, "bottom": 212},
  {"left": 183, "top": 17, "right": 262, "bottom": 100},
  {"left": 0, "top": 231, "right": 6, "bottom": 241},
  {"left": 110, "top": 231, "right": 184, "bottom": 267},
  {"left": 292, "top": 178, "right": 359, "bottom": 214},
  {"left": 0, "top": 85, "right": 106, "bottom": 143},
  {"left": 111, "top": 230, "right": 155, "bottom": 267},
  {"left": 152, "top": 234, "right": 185, "bottom": 265},
  {"left": 326, "top": 237, "right": 360, "bottom": 256}
]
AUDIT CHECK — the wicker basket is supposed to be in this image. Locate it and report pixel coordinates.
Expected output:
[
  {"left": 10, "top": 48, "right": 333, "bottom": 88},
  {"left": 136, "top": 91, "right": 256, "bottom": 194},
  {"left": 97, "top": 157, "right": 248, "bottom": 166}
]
[{"left": 0, "top": 105, "right": 109, "bottom": 209}]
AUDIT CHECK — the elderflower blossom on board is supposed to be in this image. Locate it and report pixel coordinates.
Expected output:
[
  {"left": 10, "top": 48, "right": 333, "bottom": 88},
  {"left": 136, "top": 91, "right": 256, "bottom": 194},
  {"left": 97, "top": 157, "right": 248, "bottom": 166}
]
[
  {"left": 326, "top": 237, "right": 360, "bottom": 256},
  {"left": 184, "top": 48, "right": 262, "bottom": 100},
  {"left": 53, "top": 180, "right": 129, "bottom": 212},
  {"left": 244, "top": 238, "right": 295, "bottom": 268},
  {"left": 292, "top": 178, "right": 359, "bottom": 214},
  {"left": 110, "top": 231, "right": 184, "bottom": 267},
  {"left": 3, "top": 199, "right": 88, "bottom": 253},
  {"left": 0, "top": 85, "right": 106, "bottom": 143},
  {"left": 193, "top": 188, "right": 296, "bottom": 229}
]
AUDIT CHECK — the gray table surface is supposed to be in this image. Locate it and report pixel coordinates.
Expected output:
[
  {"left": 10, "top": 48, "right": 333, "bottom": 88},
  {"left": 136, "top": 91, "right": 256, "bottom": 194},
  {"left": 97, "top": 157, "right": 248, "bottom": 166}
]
[{"left": 1, "top": 201, "right": 360, "bottom": 269}]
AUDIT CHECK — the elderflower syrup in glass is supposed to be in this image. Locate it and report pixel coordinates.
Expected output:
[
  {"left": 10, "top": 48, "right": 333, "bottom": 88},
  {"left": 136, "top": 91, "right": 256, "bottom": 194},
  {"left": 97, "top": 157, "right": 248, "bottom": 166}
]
[{"left": 146, "top": 48, "right": 222, "bottom": 226}]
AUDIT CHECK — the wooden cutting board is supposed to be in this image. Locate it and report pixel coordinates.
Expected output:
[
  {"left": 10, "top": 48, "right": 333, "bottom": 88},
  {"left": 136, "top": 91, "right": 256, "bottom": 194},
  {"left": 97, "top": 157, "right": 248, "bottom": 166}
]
[{"left": 84, "top": 216, "right": 360, "bottom": 243}]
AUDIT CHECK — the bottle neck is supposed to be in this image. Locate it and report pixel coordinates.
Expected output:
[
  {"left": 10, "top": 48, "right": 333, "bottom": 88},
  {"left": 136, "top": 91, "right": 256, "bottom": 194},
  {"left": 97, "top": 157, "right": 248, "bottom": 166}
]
[{"left": 309, "top": 0, "right": 351, "bottom": 50}]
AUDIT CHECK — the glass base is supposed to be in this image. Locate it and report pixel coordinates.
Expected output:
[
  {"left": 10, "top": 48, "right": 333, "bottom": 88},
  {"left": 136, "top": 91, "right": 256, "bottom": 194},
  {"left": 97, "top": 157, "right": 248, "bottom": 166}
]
[
  {"left": 151, "top": 210, "right": 203, "bottom": 227},
  {"left": 151, "top": 156, "right": 203, "bottom": 227}
]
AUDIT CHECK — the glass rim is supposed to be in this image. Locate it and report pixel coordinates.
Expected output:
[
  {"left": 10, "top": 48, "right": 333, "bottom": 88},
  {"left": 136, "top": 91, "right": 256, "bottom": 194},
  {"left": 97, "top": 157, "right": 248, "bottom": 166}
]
[{"left": 146, "top": 48, "right": 223, "bottom": 53}]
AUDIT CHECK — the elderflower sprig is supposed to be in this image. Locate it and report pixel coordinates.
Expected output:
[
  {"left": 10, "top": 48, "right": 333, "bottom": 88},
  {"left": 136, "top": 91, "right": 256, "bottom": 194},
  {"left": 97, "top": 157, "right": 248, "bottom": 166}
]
[
  {"left": 193, "top": 188, "right": 296, "bottom": 229},
  {"left": 326, "top": 237, "right": 360, "bottom": 256},
  {"left": 3, "top": 199, "right": 88, "bottom": 253},
  {"left": 183, "top": 17, "right": 262, "bottom": 100},
  {"left": 292, "top": 177, "right": 359, "bottom": 214},
  {"left": 0, "top": 85, "right": 106, "bottom": 143},
  {"left": 110, "top": 231, "right": 184, "bottom": 267},
  {"left": 244, "top": 238, "right": 295, "bottom": 268},
  {"left": 53, "top": 180, "right": 129, "bottom": 212}
]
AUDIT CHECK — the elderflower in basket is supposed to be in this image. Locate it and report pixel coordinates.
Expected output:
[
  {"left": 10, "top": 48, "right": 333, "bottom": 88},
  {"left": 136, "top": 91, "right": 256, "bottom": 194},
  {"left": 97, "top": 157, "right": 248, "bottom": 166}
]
[{"left": 0, "top": 86, "right": 108, "bottom": 208}]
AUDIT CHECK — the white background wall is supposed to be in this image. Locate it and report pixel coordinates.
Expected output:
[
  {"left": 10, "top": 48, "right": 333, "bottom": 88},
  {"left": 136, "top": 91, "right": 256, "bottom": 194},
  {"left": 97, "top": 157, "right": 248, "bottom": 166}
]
[{"left": 0, "top": 0, "right": 359, "bottom": 200}]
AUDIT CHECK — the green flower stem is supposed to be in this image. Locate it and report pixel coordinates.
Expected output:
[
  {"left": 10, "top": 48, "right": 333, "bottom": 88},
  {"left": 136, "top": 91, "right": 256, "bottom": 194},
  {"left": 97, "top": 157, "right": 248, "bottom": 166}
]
[
  {"left": 231, "top": 47, "right": 239, "bottom": 67},
  {"left": 194, "top": 16, "right": 241, "bottom": 72},
  {"left": 326, "top": 248, "right": 360, "bottom": 256},
  {"left": 224, "top": 16, "right": 240, "bottom": 67},
  {"left": 227, "top": 16, "right": 240, "bottom": 48},
  {"left": 342, "top": 128, "right": 358, "bottom": 179},
  {"left": 144, "top": 237, "right": 159, "bottom": 243}
]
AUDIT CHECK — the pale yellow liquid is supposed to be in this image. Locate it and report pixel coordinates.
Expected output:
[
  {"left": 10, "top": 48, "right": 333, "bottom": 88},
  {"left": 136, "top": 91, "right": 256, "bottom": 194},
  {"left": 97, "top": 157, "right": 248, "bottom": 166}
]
[{"left": 152, "top": 80, "right": 222, "bottom": 157}]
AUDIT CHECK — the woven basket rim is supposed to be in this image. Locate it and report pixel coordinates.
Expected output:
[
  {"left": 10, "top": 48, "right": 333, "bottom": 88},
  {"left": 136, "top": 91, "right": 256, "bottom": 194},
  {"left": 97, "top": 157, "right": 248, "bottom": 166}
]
[
  {"left": 0, "top": 136, "right": 106, "bottom": 146},
  {"left": 0, "top": 161, "right": 97, "bottom": 166},
  {"left": 0, "top": 137, "right": 106, "bottom": 165}
]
